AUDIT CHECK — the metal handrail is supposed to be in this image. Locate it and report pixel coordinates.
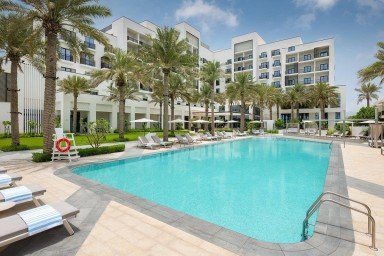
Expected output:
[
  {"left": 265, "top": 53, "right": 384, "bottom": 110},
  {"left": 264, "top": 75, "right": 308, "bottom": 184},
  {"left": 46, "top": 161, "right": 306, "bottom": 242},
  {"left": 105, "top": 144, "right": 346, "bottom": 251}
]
[{"left": 302, "top": 194, "right": 377, "bottom": 251}]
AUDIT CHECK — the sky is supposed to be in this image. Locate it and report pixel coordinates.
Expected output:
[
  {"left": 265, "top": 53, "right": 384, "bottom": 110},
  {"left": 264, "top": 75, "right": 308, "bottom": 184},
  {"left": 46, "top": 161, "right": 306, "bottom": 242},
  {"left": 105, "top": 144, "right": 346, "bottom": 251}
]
[{"left": 95, "top": 0, "right": 384, "bottom": 115}]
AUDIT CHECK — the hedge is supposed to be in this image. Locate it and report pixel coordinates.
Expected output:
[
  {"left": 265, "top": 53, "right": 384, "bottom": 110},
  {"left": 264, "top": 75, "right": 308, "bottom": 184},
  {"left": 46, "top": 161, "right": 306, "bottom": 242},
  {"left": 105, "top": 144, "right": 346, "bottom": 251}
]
[
  {"left": 32, "top": 144, "right": 125, "bottom": 163},
  {"left": 1, "top": 144, "right": 30, "bottom": 152}
]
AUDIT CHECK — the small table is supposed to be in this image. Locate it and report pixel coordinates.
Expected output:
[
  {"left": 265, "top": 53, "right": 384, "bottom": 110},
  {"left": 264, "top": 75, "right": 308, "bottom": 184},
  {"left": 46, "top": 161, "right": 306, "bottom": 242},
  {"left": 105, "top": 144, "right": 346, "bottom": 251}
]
[{"left": 0, "top": 202, "right": 16, "bottom": 212}]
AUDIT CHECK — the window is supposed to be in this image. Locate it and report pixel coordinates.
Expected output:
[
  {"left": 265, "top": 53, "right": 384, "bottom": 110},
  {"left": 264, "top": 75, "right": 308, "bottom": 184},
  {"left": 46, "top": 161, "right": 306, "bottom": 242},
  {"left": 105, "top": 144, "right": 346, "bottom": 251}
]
[
  {"left": 319, "top": 63, "right": 329, "bottom": 70},
  {"left": 303, "top": 78, "right": 312, "bottom": 84},
  {"left": 237, "top": 56, "right": 244, "bottom": 62},
  {"left": 84, "top": 36, "right": 95, "bottom": 49},
  {"left": 303, "top": 66, "right": 312, "bottom": 73},
  {"left": 225, "top": 78, "right": 231, "bottom": 83},
  {"left": 287, "top": 79, "right": 295, "bottom": 86},
  {"left": 248, "top": 54, "right": 253, "bottom": 59},
  {"left": 272, "top": 81, "right": 281, "bottom": 87},
  {"left": 60, "top": 29, "right": 76, "bottom": 40},
  {"left": 319, "top": 51, "right": 328, "bottom": 57},
  {"left": 216, "top": 88, "right": 220, "bottom": 93},
  {"left": 288, "top": 46, "right": 295, "bottom": 52},
  {"left": 60, "top": 47, "right": 73, "bottom": 62},
  {"left": 259, "top": 52, "right": 267, "bottom": 58},
  {"left": 259, "top": 72, "right": 269, "bottom": 79},
  {"left": 273, "top": 60, "right": 281, "bottom": 66},
  {"left": 271, "top": 49, "right": 280, "bottom": 56},
  {"left": 287, "top": 57, "right": 296, "bottom": 63},
  {"left": 319, "top": 76, "right": 328, "bottom": 82},
  {"left": 303, "top": 54, "right": 312, "bottom": 61},
  {"left": 287, "top": 68, "right": 296, "bottom": 74},
  {"left": 248, "top": 65, "right": 253, "bottom": 69},
  {"left": 273, "top": 71, "right": 281, "bottom": 77},
  {"left": 260, "top": 62, "right": 268, "bottom": 69},
  {"left": 80, "top": 53, "right": 95, "bottom": 66},
  {"left": 226, "top": 59, "right": 232, "bottom": 64},
  {"left": 216, "top": 80, "right": 220, "bottom": 86},
  {"left": 335, "top": 112, "right": 341, "bottom": 120},
  {"left": 60, "top": 67, "right": 76, "bottom": 73}
]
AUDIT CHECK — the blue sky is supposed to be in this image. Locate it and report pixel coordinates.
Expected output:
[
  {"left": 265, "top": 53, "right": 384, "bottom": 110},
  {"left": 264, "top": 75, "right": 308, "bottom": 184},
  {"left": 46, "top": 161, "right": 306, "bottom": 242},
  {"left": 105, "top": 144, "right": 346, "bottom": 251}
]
[{"left": 96, "top": 0, "right": 384, "bottom": 114}]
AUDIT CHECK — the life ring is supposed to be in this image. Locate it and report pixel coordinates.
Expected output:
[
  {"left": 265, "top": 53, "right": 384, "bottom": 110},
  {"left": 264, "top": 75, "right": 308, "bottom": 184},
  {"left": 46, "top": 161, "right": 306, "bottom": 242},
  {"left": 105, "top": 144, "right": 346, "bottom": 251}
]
[{"left": 55, "top": 138, "right": 71, "bottom": 152}]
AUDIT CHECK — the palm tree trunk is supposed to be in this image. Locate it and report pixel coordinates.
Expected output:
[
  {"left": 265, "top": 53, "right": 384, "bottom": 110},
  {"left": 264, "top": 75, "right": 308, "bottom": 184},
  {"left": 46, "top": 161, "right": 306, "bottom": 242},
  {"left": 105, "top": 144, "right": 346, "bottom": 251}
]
[
  {"left": 118, "top": 85, "right": 125, "bottom": 140},
  {"left": 240, "top": 99, "right": 245, "bottom": 132},
  {"left": 291, "top": 105, "right": 294, "bottom": 120},
  {"left": 188, "top": 104, "right": 191, "bottom": 130},
  {"left": 163, "top": 70, "right": 170, "bottom": 141},
  {"left": 229, "top": 103, "right": 233, "bottom": 128},
  {"left": 296, "top": 103, "right": 300, "bottom": 120},
  {"left": 210, "top": 83, "right": 215, "bottom": 135},
  {"left": 170, "top": 96, "right": 175, "bottom": 131},
  {"left": 269, "top": 106, "right": 273, "bottom": 120},
  {"left": 72, "top": 94, "right": 78, "bottom": 133},
  {"left": 276, "top": 104, "right": 280, "bottom": 120},
  {"left": 366, "top": 95, "right": 370, "bottom": 107},
  {"left": 43, "top": 31, "right": 58, "bottom": 154},
  {"left": 10, "top": 59, "right": 20, "bottom": 146},
  {"left": 204, "top": 103, "right": 209, "bottom": 131},
  {"left": 159, "top": 102, "right": 163, "bottom": 130}
]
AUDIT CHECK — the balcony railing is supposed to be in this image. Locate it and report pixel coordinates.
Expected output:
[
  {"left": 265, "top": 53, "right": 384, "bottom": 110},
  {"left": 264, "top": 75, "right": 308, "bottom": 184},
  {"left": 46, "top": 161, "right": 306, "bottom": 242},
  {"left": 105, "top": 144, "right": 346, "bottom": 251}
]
[
  {"left": 80, "top": 58, "right": 95, "bottom": 67},
  {"left": 259, "top": 75, "right": 269, "bottom": 79},
  {"left": 316, "top": 66, "right": 329, "bottom": 71},
  {"left": 271, "top": 51, "right": 281, "bottom": 57},
  {"left": 316, "top": 79, "right": 329, "bottom": 83},
  {"left": 273, "top": 73, "right": 281, "bottom": 77},
  {"left": 259, "top": 65, "right": 269, "bottom": 69},
  {"left": 286, "top": 70, "right": 297, "bottom": 74},
  {"left": 314, "top": 52, "right": 329, "bottom": 58},
  {"left": 101, "top": 62, "right": 111, "bottom": 69},
  {"left": 259, "top": 54, "right": 267, "bottom": 58},
  {"left": 300, "top": 68, "right": 313, "bottom": 73},
  {"left": 84, "top": 41, "right": 95, "bottom": 49},
  {"left": 272, "top": 63, "right": 281, "bottom": 67},
  {"left": 286, "top": 59, "right": 297, "bottom": 63},
  {"left": 301, "top": 80, "right": 314, "bottom": 85},
  {"left": 127, "top": 36, "right": 138, "bottom": 43}
]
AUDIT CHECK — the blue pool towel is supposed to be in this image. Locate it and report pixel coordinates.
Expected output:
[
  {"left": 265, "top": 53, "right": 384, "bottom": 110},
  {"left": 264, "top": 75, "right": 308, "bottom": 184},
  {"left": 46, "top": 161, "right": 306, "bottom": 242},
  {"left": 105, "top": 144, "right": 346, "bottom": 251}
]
[
  {"left": 0, "top": 186, "right": 32, "bottom": 204},
  {"left": 18, "top": 205, "right": 63, "bottom": 235},
  {"left": 0, "top": 174, "right": 11, "bottom": 185}
]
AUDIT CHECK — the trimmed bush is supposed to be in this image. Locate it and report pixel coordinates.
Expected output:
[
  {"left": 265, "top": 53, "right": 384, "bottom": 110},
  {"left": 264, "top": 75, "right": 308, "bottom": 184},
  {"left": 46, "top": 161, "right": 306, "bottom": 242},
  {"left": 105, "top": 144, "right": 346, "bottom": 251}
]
[
  {"left": 78, "top": 144, "right": 125, "bottom": 157},
  {"left": 275, "top": 119, "right": 285, "bottom": 129},
  {"left": 32, "top": 152, "right": 52, "bottom": 162},
  {"left": 32, "top": 144, "right": 125, "bottom": 163},
  {"left": 1, "top": 144, "right": 31, "bottom": 152},
  {"left": 266, "top": 129, "right": 279, "bottom": 134}
]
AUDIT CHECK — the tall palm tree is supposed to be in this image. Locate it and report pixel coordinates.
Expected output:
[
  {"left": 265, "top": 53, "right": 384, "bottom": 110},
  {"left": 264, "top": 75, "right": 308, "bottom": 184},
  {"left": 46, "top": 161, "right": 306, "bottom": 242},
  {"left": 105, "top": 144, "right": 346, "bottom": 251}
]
[
  {"left": 253, "top": 83, "right": 271, "bottom": 123},
  {"left": 168, "top": 73, "right": 185, "bottom": 131},
  {"left": 140, "top": 27, "right": 197, "bottom": 141},
  {"left": 358, "top": 42, "right": 384, "bottom": 85},
  {"left": 225, "top": 83, "right": 236, "bottom": 127},
  {"left": 0, "top": 13, "right": 42, "bottom": 146},
  {"left": 201, "top": 61, "right": 223, "bottom": 135},
  {"left": 228, "top": 73, "right": 254, "bottom": 132},
  {"left": 308, "top": 82, "right": 338, "bottom": 120},
  {"left": 273, "top": 88, "right": 284, "bottom": 120},
  {"left": 180, "top": 80, "right": 198, "bottom": 131},
  {"left": 91, "top": 49, "right": 141, "bottom": 140},
  {"left": 150, "top": 85, "right": 164, "bottom": 129},
  {"left": 1, "top": 0, "right": 111, "bottom": 153},
  {"left": 284, "top": 84, "right": 307, "bottom": 120},
  {"left": 355, "top": 83, "right": 382, "bottom": 107},
  {"left": 199, "top": 84, "right": 212, "bottom": 131},
  {"left": 57, "top": 76, "right": 92, "bottom": 133}
]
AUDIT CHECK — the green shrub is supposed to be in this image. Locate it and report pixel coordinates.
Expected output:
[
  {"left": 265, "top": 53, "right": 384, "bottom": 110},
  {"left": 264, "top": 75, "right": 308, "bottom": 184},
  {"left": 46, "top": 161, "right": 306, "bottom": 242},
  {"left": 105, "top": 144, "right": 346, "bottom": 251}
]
[
  {"left": 327, "top": 128, "right": 335, "bottom": 135},
  {"left": 290, "top": 118, "right": 300, "bottom": 124},
  {"left": 32, "top": 152, "right": 51, "bottom": 162},
  {"left": 78, "top": 144, "right": 125, "bottom": 157},
  {"left": 267, "top": 129, "right": 279, "bottom": 134},
  {"left": 275, "top": 119, "right": 285, "bottom": 129},
  {"left": 1, "top": 144, "right": 30, "bottom": 152},
  {"left": 32, "top": 144, "right": 125, "bottom": 162}
]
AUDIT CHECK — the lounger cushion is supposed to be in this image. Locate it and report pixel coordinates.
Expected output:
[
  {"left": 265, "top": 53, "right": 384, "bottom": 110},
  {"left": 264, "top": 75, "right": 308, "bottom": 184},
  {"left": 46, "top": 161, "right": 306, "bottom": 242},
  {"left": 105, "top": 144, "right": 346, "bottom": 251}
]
[
  {"left": 8, "top": 174, "right": 22, "bottom": 181},
  {"left": 0, "top": 184, "right": 46, "bottom": 202},
  {"left": 0, "top": 201, "right": 79, "bottom": 242}
]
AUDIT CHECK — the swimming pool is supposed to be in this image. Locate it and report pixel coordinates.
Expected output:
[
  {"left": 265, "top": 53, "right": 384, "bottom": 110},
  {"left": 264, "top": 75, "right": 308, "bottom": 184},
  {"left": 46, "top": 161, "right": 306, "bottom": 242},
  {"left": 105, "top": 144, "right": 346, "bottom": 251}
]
[{"left": 73, "top": 137, "right": 331, "bottom": 243}]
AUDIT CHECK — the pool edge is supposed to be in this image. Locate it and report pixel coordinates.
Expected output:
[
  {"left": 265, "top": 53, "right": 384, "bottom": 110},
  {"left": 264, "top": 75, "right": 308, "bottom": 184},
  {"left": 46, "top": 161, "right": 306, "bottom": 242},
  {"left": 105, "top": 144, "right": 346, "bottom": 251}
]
[{"left": 55, "top": 138, "right": 355, "bottom": 256}]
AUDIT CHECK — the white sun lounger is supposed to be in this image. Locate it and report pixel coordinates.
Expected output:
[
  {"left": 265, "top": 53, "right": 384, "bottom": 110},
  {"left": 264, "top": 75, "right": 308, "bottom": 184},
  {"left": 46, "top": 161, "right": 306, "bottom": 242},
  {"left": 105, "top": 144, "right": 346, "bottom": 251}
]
[
  {"left": 138, "top": 137, "right": 160, "bottom": 149},
  {"left": 151, "top": 135, "right": 173, "bottom": 148},
  {"left": 0, "top": 201, "right": 79, "bottom": 247},
  {"left": 0, "top": 184, "right": 46, "bottom": 207},
  {"left": 176, "top": 134, "right": 191, "bottom": 145},
  {"left": 0, "top": 174, "right": 22, "bottom": 189},
  {"left": 185, "top": 134, "right": 200, "bottom": 144}
]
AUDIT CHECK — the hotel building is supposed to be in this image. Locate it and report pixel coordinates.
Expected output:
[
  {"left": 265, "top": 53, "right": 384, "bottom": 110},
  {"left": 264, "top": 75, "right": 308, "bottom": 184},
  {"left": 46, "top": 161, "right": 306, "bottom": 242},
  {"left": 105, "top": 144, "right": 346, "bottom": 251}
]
[{"left": 0, "top": 16, "right": 346, "bottom": 133}]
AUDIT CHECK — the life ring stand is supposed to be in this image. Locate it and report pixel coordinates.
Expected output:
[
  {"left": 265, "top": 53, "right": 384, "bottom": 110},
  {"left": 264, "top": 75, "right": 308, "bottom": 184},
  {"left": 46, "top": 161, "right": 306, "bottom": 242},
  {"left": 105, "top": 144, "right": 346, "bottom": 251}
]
[{"left": 55, "top": 137, "right": 71, "bottom": 152}]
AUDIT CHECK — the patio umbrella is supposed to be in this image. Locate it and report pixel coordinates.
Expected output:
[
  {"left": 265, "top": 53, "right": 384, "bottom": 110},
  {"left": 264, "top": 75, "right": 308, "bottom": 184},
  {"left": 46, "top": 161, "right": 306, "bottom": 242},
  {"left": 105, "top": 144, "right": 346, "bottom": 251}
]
[
  {"left": 226, "top": 120, "right": 238, "bottom": 123},
  {"left": 214, "top": 120, "right": 224, "bottom": 124},
  {"left": 192, "top": 119, "right": 210, "bottom": 123},
  {"left": 130, "top": 118, "right": 158, "bottom": 134},
  {"left": 249, "top": 120, "right": 263, "bottom": 124},
  {"left": 169, "top": 119, "right": 188, "bottom": 123},
  {"left": 336, "top": 121, "right": 354, "bottom": 124},
  {"left": 360, "top": 120, "right": 384, "bottom": 124}
]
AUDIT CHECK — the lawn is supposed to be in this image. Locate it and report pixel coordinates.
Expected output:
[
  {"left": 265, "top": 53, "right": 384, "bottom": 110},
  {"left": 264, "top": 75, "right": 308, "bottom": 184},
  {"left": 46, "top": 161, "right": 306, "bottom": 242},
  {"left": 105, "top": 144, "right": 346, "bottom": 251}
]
[{"left": 0, "top": 130, "right": 188, "bottom": 151}]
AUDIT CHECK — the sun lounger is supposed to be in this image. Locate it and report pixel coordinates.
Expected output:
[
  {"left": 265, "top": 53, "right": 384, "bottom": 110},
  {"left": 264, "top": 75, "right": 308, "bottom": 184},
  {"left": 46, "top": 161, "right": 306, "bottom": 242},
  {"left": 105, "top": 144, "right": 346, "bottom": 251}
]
[
  {"left": 175, "top": 134, "right": 191, "bottom": 145},
  {"left": 0, "top": 169, "right": 6, "bottom": 174},
  {"left": 205, "top": 132, "right": 220, "bottom": 140},
  {"left": 137, "top": 137, "right": 160, "bottom": 149},
  {"left": 0, "top": 201, "right": 79, "bottom": 247},
  {"left": 234, "top": 129, "right": 248, "bottom": 136},
  {"left": 151, "top": 135, "right": 173, "bottom": 148},
  {"left": 286, "top": 128, "right": 299, "bottom": 134},
  {"left": 0, "top": 173, "right": 22, "bottom": 189},
  {"left": 185, "top": 134, "right": 200, "bottom": 144},
  {"left": 0, "top": 184, "right": 46, "bottom": 207}
]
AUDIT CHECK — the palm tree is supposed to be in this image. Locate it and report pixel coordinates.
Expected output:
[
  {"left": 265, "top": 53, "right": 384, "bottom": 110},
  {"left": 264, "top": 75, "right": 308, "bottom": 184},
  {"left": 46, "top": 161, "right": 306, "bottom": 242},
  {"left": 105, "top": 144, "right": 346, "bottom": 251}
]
[
  {"left": 201, "top": 61, "right": 223, "bottom": 135},
  {"left": 284, "top": 84, "right": 307, "bottom": 120},
  {"left": 273, "top": 88, "right": 284, "bottom": 120},
  {"left": 57, "top": 76, "right": 92, "bottom": 133},
  {"left": 228, "top": 73, "right": 254, "bottom": 132},
  {"left": 308, "top": 82, "right": 338, "bottom": 120},
  {"left": 0, "top": 13, "right": 42, "bottom": 146},
  {"left": 355, "top": 83, "right": 382, "bottom": 107},
  {"left": 1, "top": 0, "right": 111, "bottom": 153},
  {"left": 91, "top": 49, "right": 141, "bottom": 140},
  {"left": 168, "top": 73, "right": 186, "bottom": 131},
  {"left": 199, "top": 84, "right": 212, "bottom": 131},
  {"left": 180, "top": 80, "right": 199, "bottom": 131},
  {"left": 140, "top": 27, "right": 197, "bottom": 141},
  {"left": 150, "top": 85, "right": 164, "bottom": 129},
  {"left": 225, "top": 83, "right": 236, "bottom": 127},
  {"left": 358, "top": 42, "right": 384, "bottom": 85},
  {"left": 253, "top": 83, "right": 271, "bottom": 123}
]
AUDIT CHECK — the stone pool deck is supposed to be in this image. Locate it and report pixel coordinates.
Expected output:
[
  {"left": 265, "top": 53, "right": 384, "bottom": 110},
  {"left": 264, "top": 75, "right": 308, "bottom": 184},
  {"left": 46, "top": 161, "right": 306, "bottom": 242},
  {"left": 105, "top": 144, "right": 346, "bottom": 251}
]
[{"left": 0, "top": 137, "right": 382, "bottom": 255}]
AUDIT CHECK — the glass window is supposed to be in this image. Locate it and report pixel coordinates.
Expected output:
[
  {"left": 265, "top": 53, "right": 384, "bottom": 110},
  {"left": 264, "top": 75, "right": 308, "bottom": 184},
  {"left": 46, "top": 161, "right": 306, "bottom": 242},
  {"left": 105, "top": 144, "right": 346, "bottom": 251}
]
[
  {"left": 287, "top": 68, "right": 296, "bottom": 74},
  {"left": 335, "top": 112, "right": 341, "bottom": 119},
  {"left": 303, "top": 54, "right": 312, "bottom": 61},
  {"left": 288, "top": 79, "right": 295, "bottom": 85},
  {"left": 319, "top": 63, "right": 329, "bottom": 70},
  {"left": 273, "top": 81, "right": 281, "bottom": 87},
  {"left": 303, "top": 66, "right": 312, "bottom": 73},
  {"left": 273, "top": 71, "right": 280, "bottom": 77},
  {"left": 273, "top": 60, "right": 281, "bottom": 66},
  {"left": 319, "top": 51, "right": 328, "bottom": 57},
  {"left": 271, "top": 49, "right": 280, "bottom": 56},
  {"left": 60, "top": 47, "right": 73, "bottom": 62},
  {"left": 260, "top": 62, "right": 268, "bottom": 68},
  {"left": 320, "top": 76, "right": 329, "bottom": 82},
  {"left": 260, "top": 52, "right": 267, "bottom": 58},
  {"left": 60, "top": 67, "right": 76, "bottom": 73},
  {"left": 304, "top": 78, "right": 312, "bottom": 84},
  {"left": 216, "top": 80, "right": 220, "bottom": 86},
  {"left": 288, "top": 46, "right": 295, "bottom": 52},
  {"left": 84, "top": 36, "right": 95, "bottom": 49},
  {"left": 287, "top": 57, "right": 296, "bottom": 63},
  {"left": 80, "top": 53, "right": 95, "bottom": 66}
]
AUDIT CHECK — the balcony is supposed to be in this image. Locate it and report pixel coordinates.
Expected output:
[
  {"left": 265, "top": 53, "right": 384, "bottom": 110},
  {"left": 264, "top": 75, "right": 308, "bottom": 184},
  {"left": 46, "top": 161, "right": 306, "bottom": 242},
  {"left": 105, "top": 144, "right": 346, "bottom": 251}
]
[
  {"left": 84, "top": 41, "right": 95, "bottom": 49},
  {"left": 272, "top": 63, "right": 281, "bottom": 67},
  {"left": 259, "top": 75, "right": 269, "bottom": 79},
  {"left": 299, "top": 68, "right": 313, "bottom": 73},
  {"left": 259, "top": 65, "right": 269, "bottom": 69},
  {"left": 286, "top": 69, "right": 298, "bottom": 75},
  {"left": 301, "top": 79, "right": 314, "bottom": 85},
  {"left": 314, "top": 52, "right": 329, "bottom": 58},
  {"left": 101, "top": 62, "right": 111, "bottom": 69},
  {"left": 80, "top": 58, "right": 95, "bottom": 67},
  {"left": 271, "top": 51, "right": 281, "bottom": 57},
  {"left": 127, "top": 36, "right": 138, "bottom": 43},
  {"left": 316, "top": 66, "right": 329, "bottom": 71},
  {"left": 259, "top": 54, "right": 267, "bottom": 59},
  {"left": 316, "top": 78, "right": 329, "bottom": 83},
  {"left": 273, "top": 73, "right": 281, "bottom": 78},
  {"left": 286, "top": 58, "right": 297, "bottom": 64}
]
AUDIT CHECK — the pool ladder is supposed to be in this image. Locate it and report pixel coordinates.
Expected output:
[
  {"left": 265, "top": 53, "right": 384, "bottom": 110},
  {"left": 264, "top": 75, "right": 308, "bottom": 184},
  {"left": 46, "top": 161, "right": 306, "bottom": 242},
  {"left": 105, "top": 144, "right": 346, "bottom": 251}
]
[{"left": 302, "top": 191, "right": 377, "bottom": 251}]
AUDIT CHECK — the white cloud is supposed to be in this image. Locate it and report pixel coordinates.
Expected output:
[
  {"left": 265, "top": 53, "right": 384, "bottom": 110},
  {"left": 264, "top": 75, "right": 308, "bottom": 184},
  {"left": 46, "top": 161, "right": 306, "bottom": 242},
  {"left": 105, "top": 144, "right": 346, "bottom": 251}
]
[
  {"left": 356, "top": 0, "right": 384, "bottom": 11},
  {"left": 175, "top": 0, "right": 239, "bottom": 31},
  {"left": 295, "top": 13, "right": 316, "bottom": 29},
  {"left": 355, "top": 0, "right": 384, "bottom": 25},
  {"left": 293, "top": 0, "right": 338, "bottom": 10}
]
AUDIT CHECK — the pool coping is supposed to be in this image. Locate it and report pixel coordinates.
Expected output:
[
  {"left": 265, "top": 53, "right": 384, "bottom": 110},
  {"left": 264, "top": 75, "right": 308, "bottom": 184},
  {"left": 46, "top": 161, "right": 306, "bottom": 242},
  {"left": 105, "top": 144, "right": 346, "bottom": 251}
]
[{"left": 55, "top": 136, "right": 355, "bottom": 255}]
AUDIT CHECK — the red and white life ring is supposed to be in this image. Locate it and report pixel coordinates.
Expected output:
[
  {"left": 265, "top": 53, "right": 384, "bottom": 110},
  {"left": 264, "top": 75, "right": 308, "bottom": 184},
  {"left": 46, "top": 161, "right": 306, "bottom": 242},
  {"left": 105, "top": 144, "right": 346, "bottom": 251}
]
[{"left": 55, "top": 138, "right": 71, "bottom": 152}]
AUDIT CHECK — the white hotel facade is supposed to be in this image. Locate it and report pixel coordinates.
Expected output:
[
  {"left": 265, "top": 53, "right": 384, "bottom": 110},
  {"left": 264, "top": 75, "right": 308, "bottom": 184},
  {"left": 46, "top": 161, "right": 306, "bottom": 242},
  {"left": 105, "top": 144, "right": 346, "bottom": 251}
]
[{"left": 0, "top": 16, "right": 346, "bottom": 133}]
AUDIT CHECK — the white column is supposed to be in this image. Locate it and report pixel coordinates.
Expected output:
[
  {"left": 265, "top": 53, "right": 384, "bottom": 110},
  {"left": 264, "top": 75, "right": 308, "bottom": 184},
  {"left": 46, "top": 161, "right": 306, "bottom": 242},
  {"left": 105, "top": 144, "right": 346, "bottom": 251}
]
[
  {"left": 89, "top": 103, "right": 96, "bottom": 122},
  {"left": 130, "top": 106, "right": 136, "bottom": 129},
  {"left": 111, "top": 104, "right": 118, "bottom": 130},
  {"left": 62, "top": 95, "right": 71, "bottom": 131}
]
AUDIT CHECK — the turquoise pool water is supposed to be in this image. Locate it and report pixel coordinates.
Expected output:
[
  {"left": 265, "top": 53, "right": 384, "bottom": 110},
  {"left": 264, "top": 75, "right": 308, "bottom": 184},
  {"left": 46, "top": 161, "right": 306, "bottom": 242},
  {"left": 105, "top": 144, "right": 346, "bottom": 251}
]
[{"left": 73, "top": 138, "right": 331, "bottom": 243}]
